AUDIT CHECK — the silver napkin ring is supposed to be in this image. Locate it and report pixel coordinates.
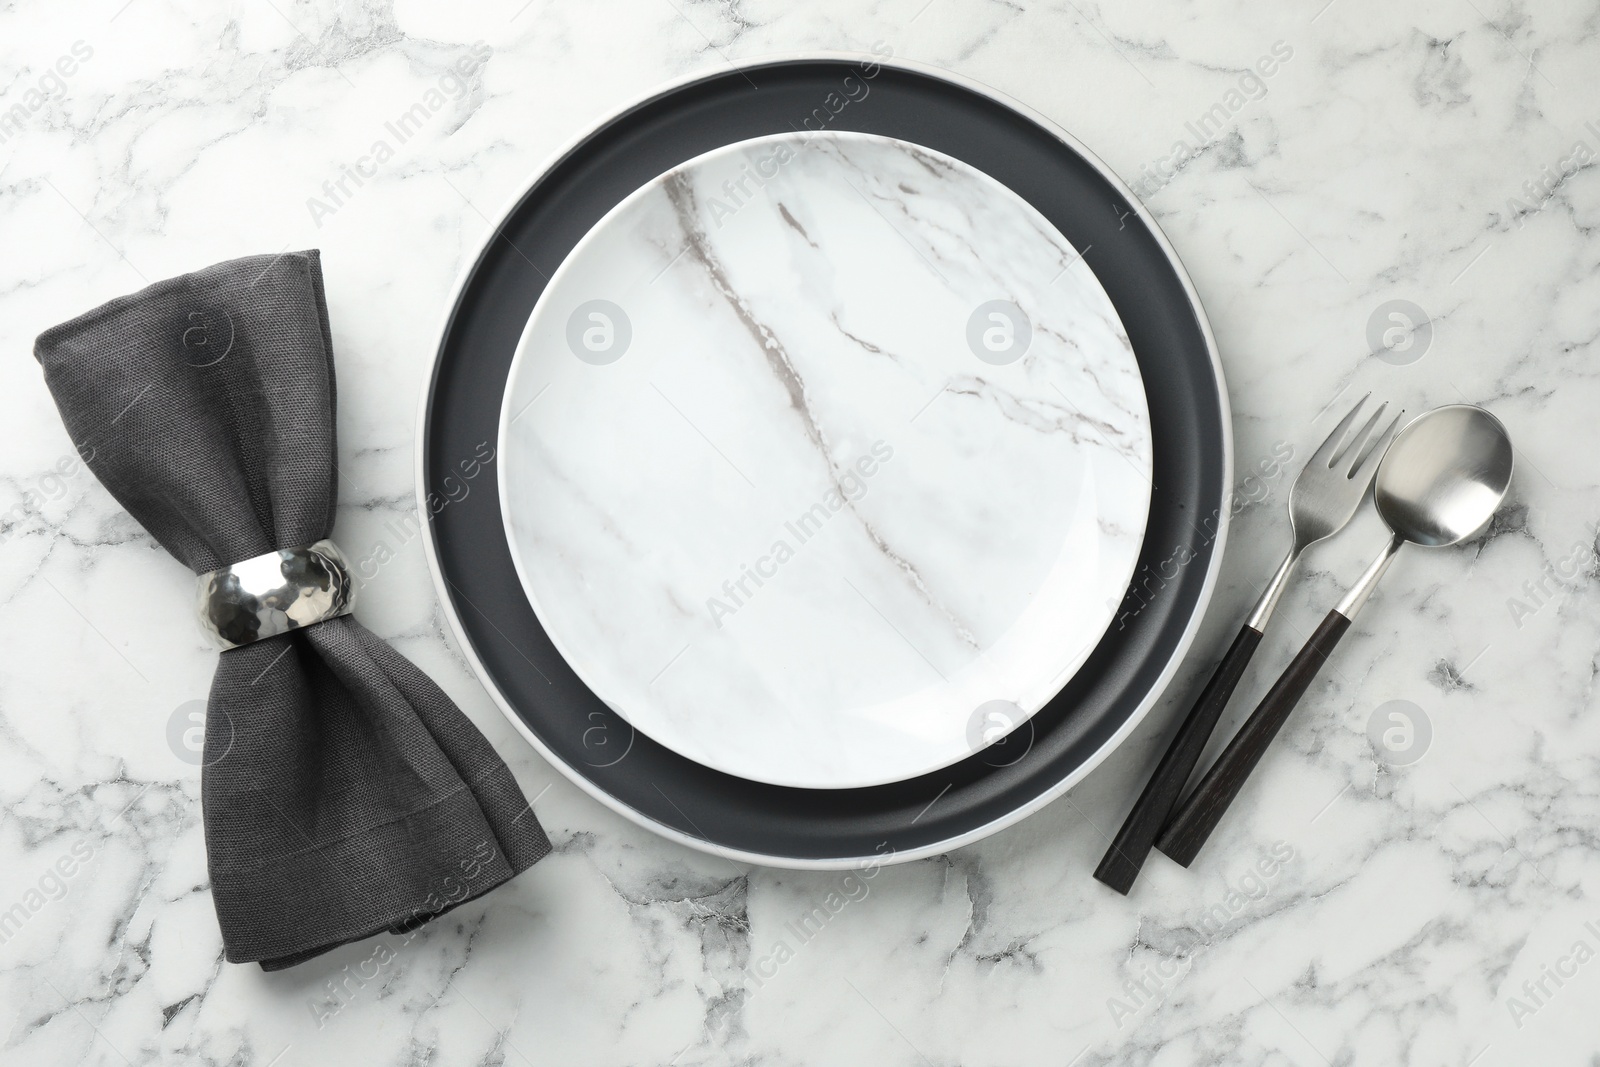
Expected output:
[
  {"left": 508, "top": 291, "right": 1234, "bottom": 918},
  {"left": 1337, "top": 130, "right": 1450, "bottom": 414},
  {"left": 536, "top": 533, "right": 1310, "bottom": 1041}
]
[{"left": 197, "top": 539, "right": 355, "bottom": 650}]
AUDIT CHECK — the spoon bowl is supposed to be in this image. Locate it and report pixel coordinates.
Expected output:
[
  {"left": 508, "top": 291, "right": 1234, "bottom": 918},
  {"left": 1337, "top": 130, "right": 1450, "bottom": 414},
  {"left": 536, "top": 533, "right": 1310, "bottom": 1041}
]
[{"left": 1375, "top": 404, "right": 1515, "bottom": 548}]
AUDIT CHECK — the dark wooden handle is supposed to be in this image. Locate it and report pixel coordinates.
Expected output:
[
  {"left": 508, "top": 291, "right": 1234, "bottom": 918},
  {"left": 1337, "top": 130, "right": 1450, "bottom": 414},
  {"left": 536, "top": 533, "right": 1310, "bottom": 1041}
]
[
  {"left": 1093, "top": 625, "right": 1263, "bottom": 894},
  {"left": 1155, "top": 609, "right": 1352, "bottom": 867}
]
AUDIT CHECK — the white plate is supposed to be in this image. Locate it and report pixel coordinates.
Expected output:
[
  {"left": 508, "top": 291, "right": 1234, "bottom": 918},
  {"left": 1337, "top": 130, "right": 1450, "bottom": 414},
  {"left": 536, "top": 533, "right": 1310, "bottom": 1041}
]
[{"left": 498, "top": 130, "right": 1152, "bottom": 789}]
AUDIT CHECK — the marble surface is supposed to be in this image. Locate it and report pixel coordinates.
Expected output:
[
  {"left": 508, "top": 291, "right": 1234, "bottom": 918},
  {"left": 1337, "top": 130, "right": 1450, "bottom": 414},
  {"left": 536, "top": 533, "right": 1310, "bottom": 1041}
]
[
  {"left": 3, "top": 1, "right": 1600, "bottom": 1065},
  {"left": 500, "top": 131, "right": 1150, "bottom": 788}
]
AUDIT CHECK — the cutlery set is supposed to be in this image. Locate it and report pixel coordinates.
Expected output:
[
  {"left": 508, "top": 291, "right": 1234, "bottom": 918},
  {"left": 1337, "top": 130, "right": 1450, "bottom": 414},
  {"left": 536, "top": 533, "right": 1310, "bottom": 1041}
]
[{"left": 1096, "top": 400, "right": 1514, "bottom": 893}]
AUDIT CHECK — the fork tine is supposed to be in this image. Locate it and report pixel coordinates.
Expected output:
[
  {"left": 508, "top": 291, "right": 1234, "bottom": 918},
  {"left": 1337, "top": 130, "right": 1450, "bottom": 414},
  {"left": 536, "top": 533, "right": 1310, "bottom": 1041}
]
[
  {"left": 1331, "top": 400, "right": 1389, "bottom": 470},
  {"left": 1310, "top": 393, "right": 1370, "bottom": 467},
  {"left": 1347, "top": 408, "right": 1405, "bottom": 483}
]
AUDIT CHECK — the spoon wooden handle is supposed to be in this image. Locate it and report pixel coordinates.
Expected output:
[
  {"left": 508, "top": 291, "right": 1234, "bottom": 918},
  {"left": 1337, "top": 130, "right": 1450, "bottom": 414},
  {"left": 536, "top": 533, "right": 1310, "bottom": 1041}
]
[
  {"left": 1093, "top": 624, "right": 1263, "bottom": 894},
  {"left": 1155, "top": 609, "right": 1352, "bottom": 867}
]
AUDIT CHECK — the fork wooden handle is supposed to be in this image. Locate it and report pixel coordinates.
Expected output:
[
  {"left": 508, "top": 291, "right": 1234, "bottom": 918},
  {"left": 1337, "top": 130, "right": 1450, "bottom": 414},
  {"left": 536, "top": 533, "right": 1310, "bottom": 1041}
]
[
  {"left": 1093, "top": 624, "right": 1263, "bottom": 894},
  {"left": 1155, "top": 609, "right": 1352, "bottom": 866}
]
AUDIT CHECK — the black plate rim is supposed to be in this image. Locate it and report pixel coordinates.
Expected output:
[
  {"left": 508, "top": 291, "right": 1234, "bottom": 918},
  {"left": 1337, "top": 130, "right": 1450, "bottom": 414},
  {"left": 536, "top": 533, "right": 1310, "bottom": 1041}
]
[{"left": 415, "top": 52, "right": 1233, "bottom": 869}]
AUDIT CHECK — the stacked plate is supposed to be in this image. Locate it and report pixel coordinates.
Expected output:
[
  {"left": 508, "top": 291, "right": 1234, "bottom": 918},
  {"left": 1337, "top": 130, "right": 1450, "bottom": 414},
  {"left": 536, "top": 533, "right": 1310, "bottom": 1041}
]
[{"left": 418, "top": 55, "right": 1230, "bottom": 868}]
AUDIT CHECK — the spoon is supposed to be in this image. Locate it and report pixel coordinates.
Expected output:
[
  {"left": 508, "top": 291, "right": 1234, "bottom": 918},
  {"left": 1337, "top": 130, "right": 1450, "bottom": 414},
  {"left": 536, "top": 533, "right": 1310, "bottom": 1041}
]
[{"left": 1154, "top": 404, "right": 1515, "bottom": 866}]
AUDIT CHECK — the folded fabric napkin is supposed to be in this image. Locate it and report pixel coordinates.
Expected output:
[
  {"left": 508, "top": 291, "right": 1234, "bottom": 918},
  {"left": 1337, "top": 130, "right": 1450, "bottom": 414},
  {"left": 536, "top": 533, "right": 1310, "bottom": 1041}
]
[{"left": 34, "top": 250, "right": 550, "bottom": 970}]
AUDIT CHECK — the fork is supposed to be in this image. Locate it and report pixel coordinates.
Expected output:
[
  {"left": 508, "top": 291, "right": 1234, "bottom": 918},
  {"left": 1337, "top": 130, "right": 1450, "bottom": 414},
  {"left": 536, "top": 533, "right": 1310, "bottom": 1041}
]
[{"left": 1092, "top": 394, "right": 1402, "bottom": 894}]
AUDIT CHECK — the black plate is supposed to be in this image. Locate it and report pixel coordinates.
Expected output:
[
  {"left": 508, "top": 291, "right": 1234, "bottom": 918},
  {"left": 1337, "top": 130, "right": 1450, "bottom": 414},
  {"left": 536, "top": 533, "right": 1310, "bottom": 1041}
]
[{"left": 420, "top": 56, "right": 1229, "bottom": 865}]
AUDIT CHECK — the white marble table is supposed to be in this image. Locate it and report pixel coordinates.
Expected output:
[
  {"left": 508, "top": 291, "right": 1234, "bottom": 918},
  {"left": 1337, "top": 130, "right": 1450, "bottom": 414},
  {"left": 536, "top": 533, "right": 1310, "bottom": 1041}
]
[{"left": 2, "top": 2, "right": 1598, "bottom": 1064}]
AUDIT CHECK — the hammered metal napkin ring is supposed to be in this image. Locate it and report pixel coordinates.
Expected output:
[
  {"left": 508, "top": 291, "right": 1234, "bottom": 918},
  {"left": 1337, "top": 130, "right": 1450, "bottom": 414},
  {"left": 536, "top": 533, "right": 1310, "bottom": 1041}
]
[{"left": 197, "top": 539, "right": 355, "bottom": 649}]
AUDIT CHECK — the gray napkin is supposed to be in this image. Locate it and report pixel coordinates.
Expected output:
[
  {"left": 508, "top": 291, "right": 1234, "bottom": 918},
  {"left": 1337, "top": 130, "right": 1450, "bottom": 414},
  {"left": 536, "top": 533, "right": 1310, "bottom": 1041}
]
[{"left": 34, "top": 250, "right": 550, "bottom": 970}]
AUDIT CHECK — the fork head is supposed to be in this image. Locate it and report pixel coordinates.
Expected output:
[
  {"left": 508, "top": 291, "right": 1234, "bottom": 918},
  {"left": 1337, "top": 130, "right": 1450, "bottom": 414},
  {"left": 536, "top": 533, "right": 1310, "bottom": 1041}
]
[{"left": 1287, "top": 394, "right": 1405, "bottom": 549}]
